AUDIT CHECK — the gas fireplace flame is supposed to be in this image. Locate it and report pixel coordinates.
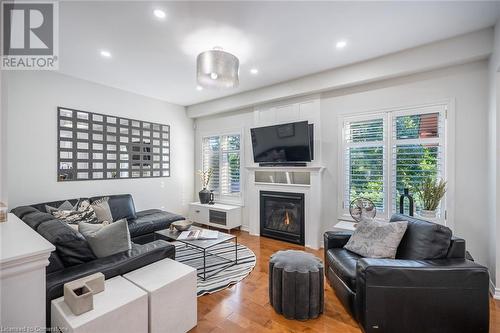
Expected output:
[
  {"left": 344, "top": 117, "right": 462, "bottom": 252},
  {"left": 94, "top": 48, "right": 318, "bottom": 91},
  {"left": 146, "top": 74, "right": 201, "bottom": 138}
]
[{"left": 284, "top": 211, "right": 290, "bottom": 225}]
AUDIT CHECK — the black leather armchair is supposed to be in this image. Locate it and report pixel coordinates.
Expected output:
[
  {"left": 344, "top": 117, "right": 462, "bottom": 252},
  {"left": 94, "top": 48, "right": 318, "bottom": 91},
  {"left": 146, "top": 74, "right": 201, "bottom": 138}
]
[{"left": 324, "top": 214, "right": 490, "bottom": 333}]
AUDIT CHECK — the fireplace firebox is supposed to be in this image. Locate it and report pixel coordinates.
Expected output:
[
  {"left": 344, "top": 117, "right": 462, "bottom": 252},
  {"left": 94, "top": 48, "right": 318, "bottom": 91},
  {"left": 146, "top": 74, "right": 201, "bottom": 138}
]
[{"left": 260, "top": 191, "right": 305, "bottom": 245}]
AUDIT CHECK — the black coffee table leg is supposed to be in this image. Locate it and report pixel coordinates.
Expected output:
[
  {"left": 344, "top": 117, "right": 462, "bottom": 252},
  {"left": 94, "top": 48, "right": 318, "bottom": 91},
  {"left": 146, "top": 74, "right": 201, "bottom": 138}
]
[
  {"left": 203, "top": 248, "right": 206, "bottom": 280},
  {"left": 235, "top": 238, "right": 238, "bottom": 265}
]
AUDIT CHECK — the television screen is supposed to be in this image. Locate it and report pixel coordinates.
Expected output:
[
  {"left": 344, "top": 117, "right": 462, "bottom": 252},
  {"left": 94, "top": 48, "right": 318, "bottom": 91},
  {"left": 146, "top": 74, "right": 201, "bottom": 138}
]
[{"left": 251, "top": 121, "right": 312, "bottom": 163}]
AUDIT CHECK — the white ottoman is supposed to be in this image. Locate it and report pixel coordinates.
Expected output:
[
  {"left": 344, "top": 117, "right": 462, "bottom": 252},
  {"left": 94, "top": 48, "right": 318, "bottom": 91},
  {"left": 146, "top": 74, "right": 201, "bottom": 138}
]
[
  {"left": 123, "top": 258, "right": 197, "bottom": 333},
  {"left": 51, "top": 276, "right": 148, "bottom": 333}
]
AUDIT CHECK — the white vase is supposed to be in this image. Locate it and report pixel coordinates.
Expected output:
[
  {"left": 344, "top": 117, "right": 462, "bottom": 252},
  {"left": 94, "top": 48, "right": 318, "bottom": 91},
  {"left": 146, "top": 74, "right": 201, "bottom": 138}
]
[{"left": 419, "top": 210, "right": 437, "bottom": 219}]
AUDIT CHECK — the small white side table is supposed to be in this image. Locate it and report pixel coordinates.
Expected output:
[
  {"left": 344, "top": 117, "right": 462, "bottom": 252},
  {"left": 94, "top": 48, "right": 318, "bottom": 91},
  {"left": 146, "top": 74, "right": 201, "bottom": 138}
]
[
  {"left": 123, "top": 258, "right": 197, "bottom": 333},
  {"left": 51, "top": 276, "right": 148, "bottom": 333}
]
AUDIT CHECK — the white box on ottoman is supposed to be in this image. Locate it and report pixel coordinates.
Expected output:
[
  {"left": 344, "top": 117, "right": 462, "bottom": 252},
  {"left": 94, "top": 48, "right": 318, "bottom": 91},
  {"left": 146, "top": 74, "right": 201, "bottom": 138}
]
[
  {"left": 51, "top": 276, "right": 148, "bottom": 333},
  {"left": 123, "top": 258, "right": 197, "bottom": 333}
]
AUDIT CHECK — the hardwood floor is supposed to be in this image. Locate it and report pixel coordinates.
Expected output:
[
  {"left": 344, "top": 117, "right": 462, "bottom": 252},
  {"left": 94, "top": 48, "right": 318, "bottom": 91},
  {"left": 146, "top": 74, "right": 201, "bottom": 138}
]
[{"left": 192, "top": 230, "right": 500, "bottom": 333}]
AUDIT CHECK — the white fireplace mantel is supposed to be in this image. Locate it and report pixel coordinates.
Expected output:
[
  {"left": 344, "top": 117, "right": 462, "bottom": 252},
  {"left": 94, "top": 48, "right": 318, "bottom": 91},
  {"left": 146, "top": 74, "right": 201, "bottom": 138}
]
[{"left": 245, "top": 165, "right": 325, "bottom": 249}]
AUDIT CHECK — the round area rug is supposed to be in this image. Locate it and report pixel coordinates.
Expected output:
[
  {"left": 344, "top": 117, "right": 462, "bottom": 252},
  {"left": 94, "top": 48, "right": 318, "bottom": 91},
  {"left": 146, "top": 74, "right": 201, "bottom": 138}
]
[{"left": 174, "top": 242, "right": 256, "bottom": 296}]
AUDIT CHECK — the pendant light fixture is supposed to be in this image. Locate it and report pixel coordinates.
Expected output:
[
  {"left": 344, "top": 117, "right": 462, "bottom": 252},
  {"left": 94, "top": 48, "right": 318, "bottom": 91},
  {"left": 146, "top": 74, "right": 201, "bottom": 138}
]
[{"left": 196, "top": 47, "right": 239, "bottom": 89}]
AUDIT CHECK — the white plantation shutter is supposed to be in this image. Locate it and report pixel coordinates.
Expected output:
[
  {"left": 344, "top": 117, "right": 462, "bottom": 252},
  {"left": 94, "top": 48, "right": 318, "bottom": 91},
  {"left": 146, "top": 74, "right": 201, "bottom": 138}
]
[
  {"left": 392, "top": 108, "right": 445, "bottom": 216},
  {"left": 202, "top": 134, "right": 241, "bottom": 200},
  {"left": 343, "top": 117, "right": 386, "bottom": 213},
  {"left": 202, "top": 136, "right": 220, "bottom": 192},
  {"left": 345, "top": 118, "right": 385, "bottom": 143},
  {"left": 220, "top": 135, "right": 241, "bottom": 196}
]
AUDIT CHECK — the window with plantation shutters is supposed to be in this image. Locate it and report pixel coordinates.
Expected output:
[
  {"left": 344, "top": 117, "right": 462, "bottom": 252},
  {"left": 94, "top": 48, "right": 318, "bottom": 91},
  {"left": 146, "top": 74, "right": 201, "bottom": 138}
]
[
  {"left": 202, "top": 134, "right": 241, "bottom": 200},
  {"left": 343, "top": 116, "right": 387, "bottom": 214},
  {"left": 341, "top": 104, "right": 447, "bottom": 222},
  {"left": 392, "top": 108, "right": 444, "bottom": 216}
]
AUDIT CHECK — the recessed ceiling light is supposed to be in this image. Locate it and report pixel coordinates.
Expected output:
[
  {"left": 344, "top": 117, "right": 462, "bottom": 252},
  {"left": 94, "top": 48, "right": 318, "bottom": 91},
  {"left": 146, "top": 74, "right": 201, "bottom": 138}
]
[
  {"left": 250, "top": 68, "right": 259, "bottom": 75},
  {"left": 153, "top": 9, "right": 166, "bottom": 19},
  {"left": 196, "top": 86, "right": 203, "bottom": 91},
  {"left": 100, "top": 50, "right": 112, "bottom": 58},
  {"left": 336, "top": 40, "right": 347, "bottom": 49}
]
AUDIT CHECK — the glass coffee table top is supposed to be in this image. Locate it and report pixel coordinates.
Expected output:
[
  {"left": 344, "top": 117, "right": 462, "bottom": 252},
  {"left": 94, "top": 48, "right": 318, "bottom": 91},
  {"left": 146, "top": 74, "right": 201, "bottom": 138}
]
[
  {"left": 155, "top": 226, "right": 235, "bottom": 250},
  {"left": 155, "top": 225, "right": 238, "bottom": 280}
]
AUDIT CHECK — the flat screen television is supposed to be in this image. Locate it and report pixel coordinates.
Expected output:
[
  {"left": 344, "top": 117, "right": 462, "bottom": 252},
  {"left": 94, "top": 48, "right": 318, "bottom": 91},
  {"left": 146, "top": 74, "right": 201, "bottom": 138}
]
[{"left": 250, "top": 121, "right": 313, "bottom": 165}]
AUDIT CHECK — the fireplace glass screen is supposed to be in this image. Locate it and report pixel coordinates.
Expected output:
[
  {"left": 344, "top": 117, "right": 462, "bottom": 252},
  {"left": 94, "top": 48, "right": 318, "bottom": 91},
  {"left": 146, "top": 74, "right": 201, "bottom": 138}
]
[{"left": 260, "top": 191, "right": 304, "bottom": 245}]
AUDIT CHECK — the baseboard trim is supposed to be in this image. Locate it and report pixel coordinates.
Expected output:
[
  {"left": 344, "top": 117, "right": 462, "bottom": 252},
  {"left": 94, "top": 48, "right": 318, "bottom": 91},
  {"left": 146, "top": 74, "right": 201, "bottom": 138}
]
[
  {"left": 240, "top": 225, "right": 249, "bottom": 232},
  {"left": 490, "top": 279, "right": 500, "bottom": 299}
]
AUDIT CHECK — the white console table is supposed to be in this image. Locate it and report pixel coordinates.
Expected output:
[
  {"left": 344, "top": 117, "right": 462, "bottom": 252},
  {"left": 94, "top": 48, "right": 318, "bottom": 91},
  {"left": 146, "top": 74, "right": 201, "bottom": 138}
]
[
  {"left": 0, "top": 213, "right": 55, "bottom": 329},
  {"left": 188, "top": 202, "right": 241, "bottom": 231}
]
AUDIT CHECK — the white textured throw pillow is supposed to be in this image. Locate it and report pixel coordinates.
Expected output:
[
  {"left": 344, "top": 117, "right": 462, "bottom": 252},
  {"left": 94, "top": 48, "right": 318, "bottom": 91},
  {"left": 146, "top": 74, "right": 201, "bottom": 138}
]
[
  {"left": 344, "top": 220, "right": 408, "bottom": 259},
  {"left": 91, "top": 197, "right": 114, "bottom": 223}
]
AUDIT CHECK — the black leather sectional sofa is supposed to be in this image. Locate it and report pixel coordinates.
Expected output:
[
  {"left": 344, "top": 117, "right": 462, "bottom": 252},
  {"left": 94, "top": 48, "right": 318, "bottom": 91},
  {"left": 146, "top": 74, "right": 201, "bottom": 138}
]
[
  {"left": 324, "top": 214, "right": 490, "bottom": 333},
  {"left": 12, "top": 194, "right": 185, "bottom": 326}
]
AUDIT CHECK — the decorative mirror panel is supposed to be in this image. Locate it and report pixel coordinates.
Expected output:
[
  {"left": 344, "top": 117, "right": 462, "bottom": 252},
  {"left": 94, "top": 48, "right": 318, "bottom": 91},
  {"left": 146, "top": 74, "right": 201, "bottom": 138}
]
[{"left": 57, "top": 107, "right": 170, "bottom": 181}]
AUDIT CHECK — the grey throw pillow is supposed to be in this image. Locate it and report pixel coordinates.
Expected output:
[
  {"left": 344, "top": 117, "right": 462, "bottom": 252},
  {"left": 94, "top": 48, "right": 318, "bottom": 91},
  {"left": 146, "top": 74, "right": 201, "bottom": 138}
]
[
  {"left": 344, "top": 220, "right": 408, "bottom": 259},
  {"left": 78, "top": 219, "right": 131, "bottom": 258},
  {"left": 91, "top": 197, "right": 114, "bottom": 223}
]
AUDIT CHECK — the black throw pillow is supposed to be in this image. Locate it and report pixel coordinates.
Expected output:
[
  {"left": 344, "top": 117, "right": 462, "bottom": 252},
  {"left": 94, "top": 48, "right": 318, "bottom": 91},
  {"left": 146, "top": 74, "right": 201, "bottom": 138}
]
[{"left": 37, "top": 219, "right": 97, "bottom": 266}]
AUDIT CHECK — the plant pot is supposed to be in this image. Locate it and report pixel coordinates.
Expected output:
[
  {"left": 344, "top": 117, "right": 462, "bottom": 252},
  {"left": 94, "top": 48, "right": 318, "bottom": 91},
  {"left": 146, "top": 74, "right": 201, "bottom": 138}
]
[
  {"left": 419, "top": 209, "right": 437, "bottom": 219},
  {"left": 64, "top": 284, "right": 93, "bottom": 315},
  {"left": 199, "top": 188, "right": 211, "bottom": 204}
]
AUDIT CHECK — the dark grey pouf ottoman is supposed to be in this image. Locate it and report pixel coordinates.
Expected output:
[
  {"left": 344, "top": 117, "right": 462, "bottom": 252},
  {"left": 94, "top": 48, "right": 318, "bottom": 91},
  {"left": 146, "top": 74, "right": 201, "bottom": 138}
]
[{"left": 269, "top": 250, "right": 324, "bottom": 320}]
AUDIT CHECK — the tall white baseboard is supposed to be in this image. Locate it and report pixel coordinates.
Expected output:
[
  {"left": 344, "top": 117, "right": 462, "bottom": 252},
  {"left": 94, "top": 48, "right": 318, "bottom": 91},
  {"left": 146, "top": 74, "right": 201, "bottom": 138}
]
[{"left": 490, "top": 279, "right": 500, "bottom": 299}]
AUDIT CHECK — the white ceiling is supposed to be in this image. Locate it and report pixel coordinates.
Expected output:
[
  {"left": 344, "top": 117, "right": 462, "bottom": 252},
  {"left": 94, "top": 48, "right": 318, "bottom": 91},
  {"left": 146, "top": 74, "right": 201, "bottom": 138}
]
[{"left": 59, "top": 1, "right": 500, "bottom": 106}]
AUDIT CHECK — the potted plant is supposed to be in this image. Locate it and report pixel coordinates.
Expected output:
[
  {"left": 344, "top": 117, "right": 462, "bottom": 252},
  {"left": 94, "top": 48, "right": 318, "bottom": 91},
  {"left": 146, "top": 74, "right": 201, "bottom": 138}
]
[
  {"left": 197, "top": 168, "right": 213, "bottom": 204},
  {"left": 415, "top": 177, "right": 446, "bottom": 218}
]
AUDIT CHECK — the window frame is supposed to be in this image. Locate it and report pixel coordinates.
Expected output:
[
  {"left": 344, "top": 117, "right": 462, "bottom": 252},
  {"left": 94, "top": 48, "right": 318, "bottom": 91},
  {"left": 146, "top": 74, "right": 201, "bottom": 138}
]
[
  {"left": 201, "top": 129, "right": 244, "bottom": 204},
  {"left": 338, "top": 102, "right": 453, "bottom": 226}
]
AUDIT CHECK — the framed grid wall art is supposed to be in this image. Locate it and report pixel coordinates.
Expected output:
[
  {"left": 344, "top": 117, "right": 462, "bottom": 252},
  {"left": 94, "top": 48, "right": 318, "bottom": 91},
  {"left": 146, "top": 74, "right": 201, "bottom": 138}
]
[{"left": 57, "top": 107, "right": 170, "bottom": 181}]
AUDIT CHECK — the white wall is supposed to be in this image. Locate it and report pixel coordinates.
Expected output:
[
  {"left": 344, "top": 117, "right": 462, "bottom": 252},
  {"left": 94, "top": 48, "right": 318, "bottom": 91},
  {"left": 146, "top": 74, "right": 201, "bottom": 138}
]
[
  {"left": 4, "top": 71, "right": 194, "bottom": 215},
  {"left": 194, "top": 61, "right": 492, "bottom": 269}
]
